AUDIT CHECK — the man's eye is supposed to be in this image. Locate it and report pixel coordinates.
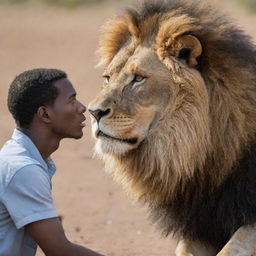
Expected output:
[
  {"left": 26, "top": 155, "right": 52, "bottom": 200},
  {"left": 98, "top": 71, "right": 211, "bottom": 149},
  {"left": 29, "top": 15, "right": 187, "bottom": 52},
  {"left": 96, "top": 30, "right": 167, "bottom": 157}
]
[{"left": 102, "top": 75, "right": 110, "bottom": 84}]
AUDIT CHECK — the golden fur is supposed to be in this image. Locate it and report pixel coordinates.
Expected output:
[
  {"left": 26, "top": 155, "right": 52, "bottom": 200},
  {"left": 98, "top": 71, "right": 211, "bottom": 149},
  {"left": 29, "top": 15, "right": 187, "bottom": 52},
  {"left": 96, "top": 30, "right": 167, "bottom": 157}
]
[
  {"left": 89, "top": 0, "right": 256, "bottom": 254},
  {"left": 95, "top": 0, "right": 256, "bottom": 201}
]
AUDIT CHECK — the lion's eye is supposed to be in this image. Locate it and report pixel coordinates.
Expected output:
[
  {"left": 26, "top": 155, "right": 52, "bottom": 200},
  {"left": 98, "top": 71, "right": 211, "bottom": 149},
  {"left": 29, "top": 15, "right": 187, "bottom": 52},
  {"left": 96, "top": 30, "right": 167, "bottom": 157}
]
[
  {"left": 102, "top": 75, "right": 110, "bottom": 84},
  {"left": 132, "top": 74, "right": 145, "bottom": 84}
]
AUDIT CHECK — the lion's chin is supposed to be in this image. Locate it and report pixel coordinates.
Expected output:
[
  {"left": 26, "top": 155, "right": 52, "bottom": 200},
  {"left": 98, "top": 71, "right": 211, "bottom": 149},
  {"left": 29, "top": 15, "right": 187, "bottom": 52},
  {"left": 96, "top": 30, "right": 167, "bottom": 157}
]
[
  {"left": 94, "top": 136, "right": 140, "bottom": 156},
  {"left": 97, "top": 130, "right": 138, "bottom": 145}
]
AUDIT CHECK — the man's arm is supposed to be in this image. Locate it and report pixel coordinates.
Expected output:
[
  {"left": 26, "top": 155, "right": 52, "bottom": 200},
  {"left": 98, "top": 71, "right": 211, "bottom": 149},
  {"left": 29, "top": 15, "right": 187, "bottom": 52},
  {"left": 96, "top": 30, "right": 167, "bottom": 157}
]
[{"left": 26, "top": 217, "right": 105, "bottom": 256}]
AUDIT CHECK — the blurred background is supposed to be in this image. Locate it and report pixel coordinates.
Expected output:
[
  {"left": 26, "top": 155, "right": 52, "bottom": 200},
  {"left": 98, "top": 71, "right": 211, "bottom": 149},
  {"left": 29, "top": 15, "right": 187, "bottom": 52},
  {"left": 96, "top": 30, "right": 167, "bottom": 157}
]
[
  {"left": 0, "top": 0, "right": 255, "bottom": 255},
  {"left": 1, "top": 0, "right": 256, "bottom": 10}
]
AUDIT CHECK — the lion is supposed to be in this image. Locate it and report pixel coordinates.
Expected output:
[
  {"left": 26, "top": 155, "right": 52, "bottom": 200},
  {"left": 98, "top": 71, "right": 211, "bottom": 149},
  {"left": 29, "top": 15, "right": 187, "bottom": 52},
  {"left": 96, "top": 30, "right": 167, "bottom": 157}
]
[{"left": 88, "top": 0, "right": 256, "bottom": 255}]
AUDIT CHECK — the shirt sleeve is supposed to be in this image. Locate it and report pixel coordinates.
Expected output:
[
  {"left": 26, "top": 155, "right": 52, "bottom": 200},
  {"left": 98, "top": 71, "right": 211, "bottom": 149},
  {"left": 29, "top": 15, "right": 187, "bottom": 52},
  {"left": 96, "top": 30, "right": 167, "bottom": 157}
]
[{"left": 1, "top": 165, "right": 58, "bottom": 229}]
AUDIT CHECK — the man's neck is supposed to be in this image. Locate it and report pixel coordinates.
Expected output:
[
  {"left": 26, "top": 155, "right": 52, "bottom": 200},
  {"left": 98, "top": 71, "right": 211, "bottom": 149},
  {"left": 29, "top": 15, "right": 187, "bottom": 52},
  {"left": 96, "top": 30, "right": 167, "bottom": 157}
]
[{"left": 17, "top": 127, "right": 60, "bottom": 160}]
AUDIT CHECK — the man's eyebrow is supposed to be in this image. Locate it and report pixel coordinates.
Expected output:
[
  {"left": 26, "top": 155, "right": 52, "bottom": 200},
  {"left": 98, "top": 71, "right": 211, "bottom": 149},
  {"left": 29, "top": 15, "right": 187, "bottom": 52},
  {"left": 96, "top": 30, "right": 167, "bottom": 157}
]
[{"left": 69, "top": 92, "right": 77, "bottom": 98}]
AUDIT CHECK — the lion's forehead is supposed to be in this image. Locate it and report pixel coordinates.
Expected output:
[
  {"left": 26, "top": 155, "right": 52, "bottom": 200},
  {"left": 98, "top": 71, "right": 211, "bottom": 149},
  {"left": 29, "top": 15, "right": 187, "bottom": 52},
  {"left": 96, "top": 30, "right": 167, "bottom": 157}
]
[{"left": 107, "top": 46, "right": 163, "bottom": 79}]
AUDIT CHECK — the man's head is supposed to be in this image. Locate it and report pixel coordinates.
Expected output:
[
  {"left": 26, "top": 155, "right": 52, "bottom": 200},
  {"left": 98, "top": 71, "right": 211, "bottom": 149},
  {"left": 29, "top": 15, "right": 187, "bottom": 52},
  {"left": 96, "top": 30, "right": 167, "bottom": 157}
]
[
  {"left": 8, "top": 68, "right": 86, "bottom": 139},
  {"left": 8, "top": 68, "right": 66, "bottom": 128}
]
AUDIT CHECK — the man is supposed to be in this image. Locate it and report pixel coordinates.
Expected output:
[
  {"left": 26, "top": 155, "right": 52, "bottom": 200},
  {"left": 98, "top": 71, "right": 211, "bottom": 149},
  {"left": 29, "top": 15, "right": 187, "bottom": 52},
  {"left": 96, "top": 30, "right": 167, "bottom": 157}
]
[{"left": 0, "top": 68, "right": 105, "bottom": 256}]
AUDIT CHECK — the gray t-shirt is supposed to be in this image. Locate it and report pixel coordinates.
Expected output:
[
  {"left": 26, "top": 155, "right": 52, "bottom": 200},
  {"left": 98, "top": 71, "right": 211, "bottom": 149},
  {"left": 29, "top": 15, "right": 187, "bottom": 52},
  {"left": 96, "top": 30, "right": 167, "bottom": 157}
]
[{"left": 0, "top": 129, "right": 58, "bottom": 256}]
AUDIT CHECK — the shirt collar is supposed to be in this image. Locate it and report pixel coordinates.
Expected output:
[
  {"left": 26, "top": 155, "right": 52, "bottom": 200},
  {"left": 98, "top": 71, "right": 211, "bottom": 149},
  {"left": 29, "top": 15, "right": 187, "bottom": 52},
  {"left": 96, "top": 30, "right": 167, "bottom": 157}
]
[{"left": 11, "top": 128, "right": 56, "bottom": 177}]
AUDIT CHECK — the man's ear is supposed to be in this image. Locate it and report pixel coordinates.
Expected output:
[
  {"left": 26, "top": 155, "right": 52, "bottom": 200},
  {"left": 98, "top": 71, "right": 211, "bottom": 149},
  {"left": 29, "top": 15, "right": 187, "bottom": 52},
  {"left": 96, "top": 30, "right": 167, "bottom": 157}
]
[{"left": 37, "top": 106, "right": 51, "bottom": 123}]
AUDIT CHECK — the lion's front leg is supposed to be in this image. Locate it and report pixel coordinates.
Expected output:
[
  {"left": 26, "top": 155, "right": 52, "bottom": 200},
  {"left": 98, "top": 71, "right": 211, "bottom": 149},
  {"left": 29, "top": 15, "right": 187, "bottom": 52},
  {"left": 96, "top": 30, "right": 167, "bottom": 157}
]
[
  {"left": 175, "top": 239, "right": 217, "bottom": 256},
  {"left": 217, "top": 224, "right": 256, "bottom": 256}
]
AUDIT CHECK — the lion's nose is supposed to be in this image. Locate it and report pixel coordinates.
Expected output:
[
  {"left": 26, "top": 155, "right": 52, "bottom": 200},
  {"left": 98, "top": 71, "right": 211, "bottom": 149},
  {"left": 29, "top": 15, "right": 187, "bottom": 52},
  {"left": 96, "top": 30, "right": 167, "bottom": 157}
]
[{"left": 88, "top": 108, "right": 111, "bottom": 122}]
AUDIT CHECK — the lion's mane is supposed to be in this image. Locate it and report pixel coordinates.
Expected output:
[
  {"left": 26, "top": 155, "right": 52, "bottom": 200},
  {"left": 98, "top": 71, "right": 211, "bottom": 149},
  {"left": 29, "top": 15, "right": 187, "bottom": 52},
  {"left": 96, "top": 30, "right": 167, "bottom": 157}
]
[{"left": 97, "top": 0, "right": 256, "bottom": 249}]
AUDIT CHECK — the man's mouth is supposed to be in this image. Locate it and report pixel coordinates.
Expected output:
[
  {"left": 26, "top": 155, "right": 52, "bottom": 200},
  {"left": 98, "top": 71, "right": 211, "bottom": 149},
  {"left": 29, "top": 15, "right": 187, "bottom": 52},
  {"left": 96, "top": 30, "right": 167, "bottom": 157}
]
[
  {"left": 80, "top": 117, "right": 86, "bottom": 127},
  {"left": 97, "top": 130, "right": 138, "bottom": 145}
]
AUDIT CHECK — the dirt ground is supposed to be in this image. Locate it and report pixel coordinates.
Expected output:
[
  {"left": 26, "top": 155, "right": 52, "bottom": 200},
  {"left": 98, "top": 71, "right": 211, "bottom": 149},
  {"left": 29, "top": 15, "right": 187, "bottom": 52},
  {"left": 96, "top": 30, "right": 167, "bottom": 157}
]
[{"left": 0, "top": 1, "right": 255, "bottom": 255}]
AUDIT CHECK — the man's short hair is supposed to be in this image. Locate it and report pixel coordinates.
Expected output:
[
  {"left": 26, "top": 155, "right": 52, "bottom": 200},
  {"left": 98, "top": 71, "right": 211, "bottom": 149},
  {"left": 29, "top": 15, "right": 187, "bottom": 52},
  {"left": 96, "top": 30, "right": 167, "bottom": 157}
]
[{"left": 8, "top": 68, "right": 67, "bottom": 128}]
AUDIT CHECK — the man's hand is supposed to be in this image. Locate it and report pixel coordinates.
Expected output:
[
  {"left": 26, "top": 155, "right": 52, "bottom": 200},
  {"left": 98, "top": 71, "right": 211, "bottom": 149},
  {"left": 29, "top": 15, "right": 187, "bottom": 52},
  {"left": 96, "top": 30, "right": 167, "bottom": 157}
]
[{"left": 26, "top": 217, "right": 105, "bottom": 256}]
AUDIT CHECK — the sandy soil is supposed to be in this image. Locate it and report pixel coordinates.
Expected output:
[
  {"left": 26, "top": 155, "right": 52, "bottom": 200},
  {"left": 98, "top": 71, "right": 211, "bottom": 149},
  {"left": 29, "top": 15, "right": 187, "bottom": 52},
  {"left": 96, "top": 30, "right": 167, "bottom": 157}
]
[{"left": 0, "top": 1, "right": 255, "bottom": 255}]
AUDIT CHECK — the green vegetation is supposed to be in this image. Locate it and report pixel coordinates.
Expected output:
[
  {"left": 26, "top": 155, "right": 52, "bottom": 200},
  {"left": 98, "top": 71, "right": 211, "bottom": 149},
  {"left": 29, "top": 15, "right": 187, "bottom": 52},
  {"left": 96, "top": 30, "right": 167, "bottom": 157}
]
[
  {"left": 3, "top": 0, "right": 256, "bottom": 11},
  {"left": 237, "top": 0, "right": 256, "bottom": 12},
  {"left": 1, "top": 0, "right": 26, "bottom": 3},
  {"left": 42, "top": 0, "right": 103, "bottom": 7},
  {"left": 0, "top": 0, "right": 105, "bottom": 7}
]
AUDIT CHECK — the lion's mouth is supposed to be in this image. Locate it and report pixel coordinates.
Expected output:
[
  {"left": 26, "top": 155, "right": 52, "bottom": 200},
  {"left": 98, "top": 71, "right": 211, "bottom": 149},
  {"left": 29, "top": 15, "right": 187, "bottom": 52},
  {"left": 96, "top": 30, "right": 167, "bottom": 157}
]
[{"left": 97, "top": 130, "right": 138, "bottom": 145}]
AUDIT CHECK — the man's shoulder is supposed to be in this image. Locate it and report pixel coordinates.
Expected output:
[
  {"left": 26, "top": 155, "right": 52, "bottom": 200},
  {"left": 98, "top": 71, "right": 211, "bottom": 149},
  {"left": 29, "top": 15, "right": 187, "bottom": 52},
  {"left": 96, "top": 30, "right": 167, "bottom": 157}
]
[
  {"left": 0, "top": 159, "right": 47, "bottom": 198},
  {"left": 0, "top": 135, "right": 26, "bottom": 156},
  {"left": 0, "top": 131, "right": 55, "bottom": 194},
  {"left": 0, "top": 139, "right": 40, "bottom": 170},
  {"left": 1, "top": 132, "right": 41, "bottom": 161},
  {"left": 0, "top": 140, "right": 44, "bottom": 194},
  {"left": 0, "top": 154, "right": 40, "bottom": 170}
]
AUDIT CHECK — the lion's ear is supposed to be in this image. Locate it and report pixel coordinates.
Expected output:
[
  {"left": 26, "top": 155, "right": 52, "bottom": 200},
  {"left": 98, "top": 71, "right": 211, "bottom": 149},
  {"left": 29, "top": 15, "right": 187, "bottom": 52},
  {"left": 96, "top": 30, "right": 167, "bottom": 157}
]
[{"left": 171, "top": 35, "right": 202, "bottom": 67}]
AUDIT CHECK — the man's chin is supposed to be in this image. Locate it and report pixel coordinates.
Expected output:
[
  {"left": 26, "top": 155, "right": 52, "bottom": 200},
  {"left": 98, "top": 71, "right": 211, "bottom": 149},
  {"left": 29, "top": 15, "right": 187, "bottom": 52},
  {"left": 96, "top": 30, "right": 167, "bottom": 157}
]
[
  {"left": 74, "top": 132, "right": 84, "bottom": 139},
  {"left": 66, "top": 131, "right": 84, "bottom": 140}
]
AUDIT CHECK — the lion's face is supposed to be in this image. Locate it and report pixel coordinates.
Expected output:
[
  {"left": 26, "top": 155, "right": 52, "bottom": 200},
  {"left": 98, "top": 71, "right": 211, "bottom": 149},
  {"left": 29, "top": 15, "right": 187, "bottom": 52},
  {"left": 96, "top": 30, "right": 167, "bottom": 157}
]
[
  {"left": 89, "top": 47, "right": 172, "bottom": 155},
  {"left": 89, "top": 44, "right": 209, "bottom": 157}
]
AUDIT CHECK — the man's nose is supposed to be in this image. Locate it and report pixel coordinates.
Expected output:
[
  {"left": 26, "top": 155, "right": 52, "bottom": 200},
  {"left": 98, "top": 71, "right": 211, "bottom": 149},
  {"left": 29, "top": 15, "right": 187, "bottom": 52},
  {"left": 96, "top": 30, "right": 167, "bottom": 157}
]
[{"left": 78, "top": 102, "right": 86, "bottom": 113}]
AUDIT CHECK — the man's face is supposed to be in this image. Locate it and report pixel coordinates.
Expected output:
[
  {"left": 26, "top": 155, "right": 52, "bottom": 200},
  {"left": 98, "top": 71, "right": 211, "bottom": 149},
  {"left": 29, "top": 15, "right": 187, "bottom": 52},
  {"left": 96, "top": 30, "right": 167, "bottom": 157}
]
[{"left": 48, "top": 78, "right": 86, "bottom": 139}]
